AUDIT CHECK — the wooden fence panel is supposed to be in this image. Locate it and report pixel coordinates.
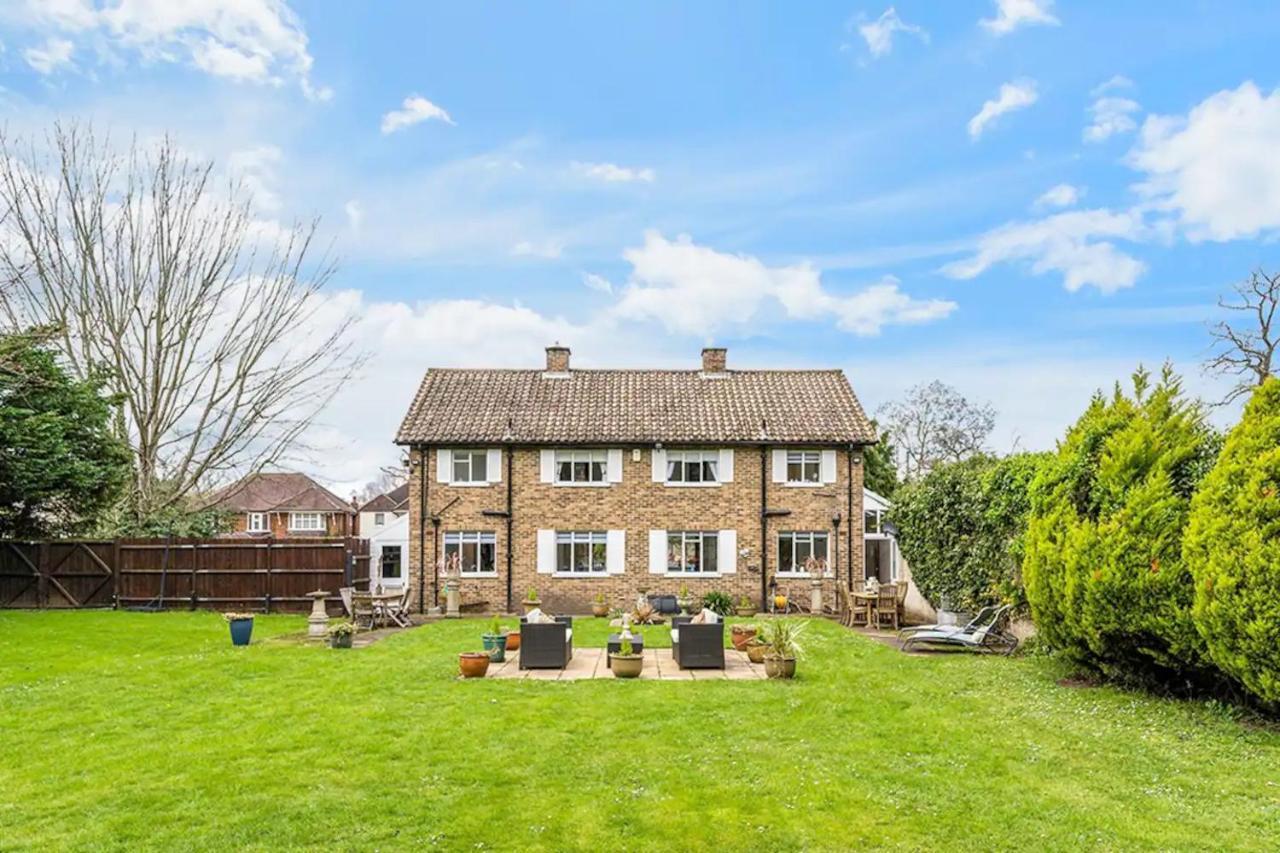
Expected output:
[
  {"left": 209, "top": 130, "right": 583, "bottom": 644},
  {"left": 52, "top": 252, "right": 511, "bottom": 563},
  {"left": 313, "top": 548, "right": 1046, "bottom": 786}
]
[{"left": 1, "top": 537, "right": 368, "bottom": 613}]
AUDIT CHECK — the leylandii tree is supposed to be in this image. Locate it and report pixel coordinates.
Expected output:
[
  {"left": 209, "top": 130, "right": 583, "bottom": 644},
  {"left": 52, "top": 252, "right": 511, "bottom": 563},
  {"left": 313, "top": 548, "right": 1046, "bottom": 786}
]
[
  {"left": 1183, "top": 378, "right": 1280, "bottom": 705},
  {"left": 1023, "top": 366, "right": 1220, "bottom": 684},
  {"left": 0, "top": 124, "right": 361, "bottom": 527}
]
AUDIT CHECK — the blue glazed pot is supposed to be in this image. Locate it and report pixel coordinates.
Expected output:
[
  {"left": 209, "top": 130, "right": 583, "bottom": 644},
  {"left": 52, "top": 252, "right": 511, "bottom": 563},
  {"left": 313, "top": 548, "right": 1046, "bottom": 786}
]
[
  {"left": 229, "top": 618, "right": 254, "bottom": 646},
  {"left": 482, "top": 633, "right": 506, "bottom": 662}
]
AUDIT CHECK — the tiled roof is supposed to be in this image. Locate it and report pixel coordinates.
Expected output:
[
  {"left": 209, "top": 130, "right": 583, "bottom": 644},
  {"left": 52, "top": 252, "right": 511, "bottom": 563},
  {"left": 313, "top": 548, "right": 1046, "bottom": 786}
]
[
  {"left": 209, "top": 472, "right": 353, "bottom": 513},
  {"left": 396, "top": 368, "right": 876, "bottom": 445},
  {"left": 358, "top": 483, "right": 409, "bottom": 513}
]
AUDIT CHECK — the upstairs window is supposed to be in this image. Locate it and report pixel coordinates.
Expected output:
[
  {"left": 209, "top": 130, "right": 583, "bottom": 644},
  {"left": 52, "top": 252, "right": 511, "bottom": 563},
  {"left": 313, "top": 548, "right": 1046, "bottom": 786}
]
[
  {"left": 556, "top": 531, "right": 608, "bottom": 574},
  {"left": 247, "top": 512, "right": 267, "bottom": 533},
  {"left": 786, "top": 450, "right": 821, "bottom": 484},
  {"left": 444, "top": 531, "right": 497, "bottom": 575},
  {"left": 779, "top": 532, "right": 829, "bottom": 575},
  {"left": 555, "top": 449, "right": 607, "bottom": 484},
  {"left": 667, "top": 531, "right": 719, "bottom": 574},
  {"left": 374, "top": 512, "right": 386, "bottom": 527},
  {"left": 289, "top": 512, "right": 324, "bottom": 532},
  {"left": 666, "top": 450, "right": 719, "bottom": 484},
  {"left": 451, "top": 450, "right": 488, "bottom": 483}
]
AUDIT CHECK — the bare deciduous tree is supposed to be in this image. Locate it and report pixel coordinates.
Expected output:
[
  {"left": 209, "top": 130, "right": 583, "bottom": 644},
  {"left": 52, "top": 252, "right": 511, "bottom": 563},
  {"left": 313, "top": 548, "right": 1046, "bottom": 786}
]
[
  {"left": 0, "top": 124, "right": 363, "bottom": 526},
  {"left": 354, "top": 455, "right": 409, "bottom": 505},
  {"left": 1205, "top": 268, "right": 1278, "bottom": 404},
  {"left": 878, "top": 380, "right": 996, "bottom": 480}
]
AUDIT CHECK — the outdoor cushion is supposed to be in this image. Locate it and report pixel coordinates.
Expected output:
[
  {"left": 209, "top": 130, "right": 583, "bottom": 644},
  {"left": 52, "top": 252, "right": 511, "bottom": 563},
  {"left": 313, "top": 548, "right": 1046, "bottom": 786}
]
[
  {"left": 700, "top": 608, "right": 719, "bottom": 624},
  {"left": 671, "top": 628, "right": 680, "bottom": 642},
  {"left": 525, "top": 608, "right": 556, "bottom": 624},
  {"left": 565, "top": 628, "right": 572, "bottom": 640}
]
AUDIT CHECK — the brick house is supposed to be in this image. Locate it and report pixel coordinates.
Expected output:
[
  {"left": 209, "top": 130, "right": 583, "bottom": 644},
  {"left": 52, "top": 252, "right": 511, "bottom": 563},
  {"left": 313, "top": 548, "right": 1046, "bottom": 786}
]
[
  {"left": 396, "top": 345, "right": 879, "bottom": 615},
  {"left": 209, "top": 472, "right": 356, "bottom": 537}
]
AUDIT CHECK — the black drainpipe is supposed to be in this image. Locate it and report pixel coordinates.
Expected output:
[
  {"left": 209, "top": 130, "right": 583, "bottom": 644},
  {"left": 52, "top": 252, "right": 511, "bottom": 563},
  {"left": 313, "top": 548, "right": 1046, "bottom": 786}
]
[
  {"left": 505, "top": 444, "right": 514, "bottom": 613},
  {"left": 759, "top": 443, "right": 769, "bottom": 609},
  {"left": 418, "top": 445, "right": 429, "bottom": 613},
  {"left": 847, "top": 445, "right": 855, "bottom": 589}
]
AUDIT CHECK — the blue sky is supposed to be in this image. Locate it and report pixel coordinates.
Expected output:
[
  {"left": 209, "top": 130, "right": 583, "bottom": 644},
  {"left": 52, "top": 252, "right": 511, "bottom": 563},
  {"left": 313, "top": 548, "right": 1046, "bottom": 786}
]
[{"left": 3, "top": 1, "right": 1279, "bottom": 492}]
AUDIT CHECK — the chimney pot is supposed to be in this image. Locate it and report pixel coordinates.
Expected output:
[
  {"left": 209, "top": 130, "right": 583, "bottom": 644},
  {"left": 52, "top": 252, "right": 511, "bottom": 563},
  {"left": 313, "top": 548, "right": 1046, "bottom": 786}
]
[
  {"left": 545, "top": 344, "right": 571, "bottom": 374},
  {"left": 701, "top": 347, "right": 727, "bottom": 374}
]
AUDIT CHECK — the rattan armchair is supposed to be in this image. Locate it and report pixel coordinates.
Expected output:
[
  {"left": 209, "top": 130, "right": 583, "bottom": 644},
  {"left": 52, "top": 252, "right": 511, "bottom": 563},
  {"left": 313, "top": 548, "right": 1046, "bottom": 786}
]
[{"left": 671, "top": 615, "right": 725, "bottom": 669}]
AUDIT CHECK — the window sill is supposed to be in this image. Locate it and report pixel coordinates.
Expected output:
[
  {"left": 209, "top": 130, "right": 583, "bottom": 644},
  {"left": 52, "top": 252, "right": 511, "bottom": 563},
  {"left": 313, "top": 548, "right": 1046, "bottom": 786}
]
[
  {"left": 665, "top": 572, "right": 722, "bottom": 579},
  {"left": 775, "top": 572, "right": 835, "bottom": 580},
  {"left": 458, "top": 572, "right": 499, "bottom": 579},
  {"left": 446, "top": 481, "right": 494, "bottom": 488},
  {"left": 552, "top": 481, "right": 614, "bottom": 488},
  {"left": 783, "top": 481, "right": 824, "bottom": 488},
  {"left": 663, "top": 482, "right": 721, "bottom": 488},
  {"left": 551, "top": 572, "right": 612, "bottom": 580}
]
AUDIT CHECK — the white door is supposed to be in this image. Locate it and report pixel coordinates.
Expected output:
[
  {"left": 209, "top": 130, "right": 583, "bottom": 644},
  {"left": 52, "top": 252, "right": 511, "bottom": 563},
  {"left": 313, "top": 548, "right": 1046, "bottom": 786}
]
[{"left": 376, "top": 544, "right": 405, "bottom": 588}]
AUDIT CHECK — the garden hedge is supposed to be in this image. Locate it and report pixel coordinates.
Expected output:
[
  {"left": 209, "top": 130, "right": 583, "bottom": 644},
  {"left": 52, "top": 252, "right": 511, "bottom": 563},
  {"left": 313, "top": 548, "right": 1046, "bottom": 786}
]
[{"left": 1183, "top": 378, "right": 1280, "bottom": 705}]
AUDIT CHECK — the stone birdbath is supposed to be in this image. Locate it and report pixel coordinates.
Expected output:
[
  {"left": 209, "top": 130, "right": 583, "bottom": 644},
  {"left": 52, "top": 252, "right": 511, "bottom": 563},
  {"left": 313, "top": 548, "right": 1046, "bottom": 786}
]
[{"left": 307, "top": 590, "right": 330, "bottom": 641}]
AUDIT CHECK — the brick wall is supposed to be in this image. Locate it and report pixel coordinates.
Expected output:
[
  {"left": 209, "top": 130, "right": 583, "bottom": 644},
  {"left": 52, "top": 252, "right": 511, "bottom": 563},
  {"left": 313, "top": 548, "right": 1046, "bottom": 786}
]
[{"left": 405, "top": 445, "right": 864, "bottom": 614}]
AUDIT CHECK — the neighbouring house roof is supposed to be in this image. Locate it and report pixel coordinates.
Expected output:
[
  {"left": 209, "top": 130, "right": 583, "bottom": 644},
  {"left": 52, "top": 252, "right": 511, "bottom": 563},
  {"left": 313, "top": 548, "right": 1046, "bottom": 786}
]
[
  {"left": 396, "top": 369, "right": 876, "bottom": 445},
  {"left": 209, "top": 472, "right": 353, "bottom": 514},
  {"left": 358, "top": 483, "right": 408, "bottom": 513}
]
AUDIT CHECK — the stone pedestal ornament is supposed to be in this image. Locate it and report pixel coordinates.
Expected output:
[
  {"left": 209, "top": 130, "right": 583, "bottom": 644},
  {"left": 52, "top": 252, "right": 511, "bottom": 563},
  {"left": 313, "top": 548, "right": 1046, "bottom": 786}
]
[
  {"left": 444, "top": 578, "right": 461, "bottom": 619},
  {"left": 307, "top": 590, "right": 330, "bottom": 641},
  {"left": 810, "top": 579, "right": 823, "bottom": 615}
]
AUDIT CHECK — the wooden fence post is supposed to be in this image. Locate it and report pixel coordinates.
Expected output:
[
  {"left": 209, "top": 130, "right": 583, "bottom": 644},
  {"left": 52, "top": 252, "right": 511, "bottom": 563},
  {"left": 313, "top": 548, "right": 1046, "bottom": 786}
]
[
  {"left": 111, "top": 539, "right": 121, "bottom": 609},
  {"left": 36, "top": 541, "right": 49, "bottom": 609},
  {"left": 264, "top": 540, "right": 273, "bottom": 614}
]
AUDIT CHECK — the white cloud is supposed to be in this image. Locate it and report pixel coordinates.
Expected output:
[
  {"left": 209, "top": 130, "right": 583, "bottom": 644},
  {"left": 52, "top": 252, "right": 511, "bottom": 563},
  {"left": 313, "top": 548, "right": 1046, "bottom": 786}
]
[
  {"left": 614, "top": 231, "right": 955, "bottom": 337},
  {"left": 571, "top": 161, "right": 656, "bottom": 183},
  {"left": 227, "top": 144, "right": 283, "bottom": 212},
  {"left": 344, "top": 200, "right": 363, "bottom": 232},
  {"left": 23, "top": 35, "right": 73, "bottom": 74},
  {"left": 942, "top": 208, "right": 1148, "bottom": 293},
  {"left": 980, "top": 0, "right": 1060, "bottom": 36},
  {"left": 8, "top": 0, "right": 326, "bottom": 97},
  {"left": 1084, "top": 95, "right": 1141, "bottom": 143},
  {"left": 1034, "top": 183, "right": 1083, "bottom": 209},
  {"left": 582, "top": 273, "right": 613, "bottom": 293},
  {"left": 1092, "top": 75, "right": 1134, "bottom": 96},
  {"left": 380, "top": 95, "right": 455, "bottom": 134},
  {"left": 510, "top": 239, "right": 563, "bottom": 259},
  {"left": 1129, "top": 81, "right": 1280, "bottom": 242},
  {"left": 856, "top": 7, "right": 928, "bottom": 59},
  {"left": 968, "top": 79, "right": 1039, "bottom": 139}
]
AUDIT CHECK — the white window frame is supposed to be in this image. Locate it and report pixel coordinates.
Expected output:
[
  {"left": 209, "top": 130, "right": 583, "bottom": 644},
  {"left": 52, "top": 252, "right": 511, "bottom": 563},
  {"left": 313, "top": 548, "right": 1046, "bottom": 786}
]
[
  {"left": 379, "top": 545, "right": 404, "bottom": 583},
  {"left": 665, "top": 449, "right": 720, "bottom": 486},
  {"left": 777, "top": 531, "right": 830, "bottom": 577},
  {"left": 785, "top": 450, "right": 822, "bottom": 486},
  {"left": 373, "top": 512, "right": 386, "bottom": 527},
  {"left": 554, "top": 531, "right": 609, "bottom": 576},
  {"left": 450, "top": 450, "right": 489, "bottom": 485},
  {"left": 289, "top": 512, "right": 324, "bottom": 532},
  {"left": 666, "top": 531, "right": 720, "bottom": 575},
  {"left": 247, "top": 512, "right": 268, "bottom": 533},
  {"left": 554, "top": 449, "right": 608, "bottom": 485},
  {"left": 444, "top": 531, "right": 498, "bottom": 577}
]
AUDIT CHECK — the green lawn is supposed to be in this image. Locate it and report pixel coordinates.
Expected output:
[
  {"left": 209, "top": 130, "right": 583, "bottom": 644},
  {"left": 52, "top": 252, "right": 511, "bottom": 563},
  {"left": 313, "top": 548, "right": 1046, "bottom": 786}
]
[{"left": 1, "top": 612, "right": 1277, "bottom": 851}]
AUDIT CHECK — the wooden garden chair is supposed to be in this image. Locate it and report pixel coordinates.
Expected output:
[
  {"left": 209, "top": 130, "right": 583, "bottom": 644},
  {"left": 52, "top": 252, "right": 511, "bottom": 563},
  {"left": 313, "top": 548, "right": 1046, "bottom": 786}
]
[{"left": 873, "top": 584, "right": 899, "bottom": 631}]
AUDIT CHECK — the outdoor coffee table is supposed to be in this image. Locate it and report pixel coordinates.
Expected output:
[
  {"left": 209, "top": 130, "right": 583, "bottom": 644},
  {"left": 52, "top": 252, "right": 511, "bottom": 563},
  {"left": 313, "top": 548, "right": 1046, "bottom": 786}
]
[{"left": 606, "top": 632, "right": 644, "bottom": 668}]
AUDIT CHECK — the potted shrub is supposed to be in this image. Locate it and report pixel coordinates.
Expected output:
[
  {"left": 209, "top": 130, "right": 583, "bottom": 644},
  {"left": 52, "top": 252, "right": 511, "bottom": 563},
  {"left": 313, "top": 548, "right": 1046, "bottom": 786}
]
[
  {"left": 746, "top": 635, "right": 768, "bottom": 664},
  {"left": 458, "top": 652, "right": 491, "bottom": 678},
  {"left": 730, "top": 623, "right": 758, "bottom": 652},
  {"left": 591, "top": 593, "right": 609, "bottom": 618},
  {"left": 701, "top": 590, "right": 733, "bottom": 617},
  {"left": 224, "top": 612, "right": 254, "bottom": 646},
  {"left": 327, "top": 621, "right": 357, "bottom": 649},
  {"left": 482, "top": 615, "right": 507, "bottom": 662},
  {"left": 676, "top": 583, "right": 695, "bottom": 615},
  {"left": 761, "top": 619, "right": 804, "bottom": 679},
  {"left": 521, "top": 588, "right": 542, "bottom": 615},
  {"left": 734, "top": 595, "right": 757, "bottom": 617},
  {"left": 610, "top": 634, "right": 644, "bottom": 679}
]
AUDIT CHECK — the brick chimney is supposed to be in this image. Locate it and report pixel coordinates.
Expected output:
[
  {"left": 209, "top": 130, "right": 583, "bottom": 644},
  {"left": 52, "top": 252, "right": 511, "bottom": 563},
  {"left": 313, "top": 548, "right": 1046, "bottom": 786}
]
[
  {"left": 545, "top": 344, "right": 571, "bottom": 374},
  {"left": 701, "top": 347, "right": 727, "bottom": 374}
]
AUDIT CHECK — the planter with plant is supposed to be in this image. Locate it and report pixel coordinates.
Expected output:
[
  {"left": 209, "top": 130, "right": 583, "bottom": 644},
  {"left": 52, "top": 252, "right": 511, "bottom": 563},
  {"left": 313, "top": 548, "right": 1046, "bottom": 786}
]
[
  {"left": 730, "top": 623, "right": 758, "bottom": 652},
  {"left": 458, "top": 652, "right": 490, "bottom": 678},
  {"left": 676, "top": 583, "right": 695, "bottom": 615},
  {"left": 327, "top": 621, "right": 357, "bottom": 649},
  {"left": 522, "top": 588, "right": 542, "bottom": 615},
  {"left": 482, "top": 615, "right": 507, "bottom": 662},
  {"left": 610, "top": 634, "right": 643, "bottom": 678},
  {"left": 734, "top": 595, "right": 757, "bottom": 617},
  {"left": 701, "top": 590, "right": 733, "bottom": 617},
  {"left": 224, "top": 612, "right": 254, "bottom": 646},
  {"left": 746, "top": 636, "right": 768, "bottom": 664},
  {"left": 591, "top": 593, "right": 609, "bottom": 618},
  {"left": 760, "top": 619, "right": 804, "bottom": 679}
]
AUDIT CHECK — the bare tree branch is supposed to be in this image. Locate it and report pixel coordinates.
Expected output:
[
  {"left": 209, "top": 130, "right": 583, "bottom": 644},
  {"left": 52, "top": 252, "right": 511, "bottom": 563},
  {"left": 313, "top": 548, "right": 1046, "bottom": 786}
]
[
  {"left": 1205, "top": 268, "right": 1278, "bottom": 405},
  {"left": 878, "top": 380, "right": 996, "bottom": 480},
  {"left": 0, "top": 123, "right": 366, "bottom": 525}
]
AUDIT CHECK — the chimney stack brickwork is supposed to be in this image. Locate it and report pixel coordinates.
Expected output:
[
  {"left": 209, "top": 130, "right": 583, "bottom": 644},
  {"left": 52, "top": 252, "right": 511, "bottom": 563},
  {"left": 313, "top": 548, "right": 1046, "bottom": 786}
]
[
  {"left": 701, "top": 347, "right": 727, "bottom": 373},
  {"left": 545, "top": 345, "right": 571, "bottom": 373}
]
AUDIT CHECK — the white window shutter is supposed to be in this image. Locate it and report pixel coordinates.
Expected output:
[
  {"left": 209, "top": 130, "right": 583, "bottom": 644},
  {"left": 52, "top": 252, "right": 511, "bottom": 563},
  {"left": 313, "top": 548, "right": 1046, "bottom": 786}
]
[
  {"left": 436, "top": 448, "right": 451, "bottom": 484},
  {"left": 648, "top": 530, "right": 667, "bottom": 574},
  {"left": 821, "top": 449, "right": 837, "bottom": 484},
  {"left": 539, "top": 449, "right": 555, "bottom": 483},
  {"left": 487, "top": 448, "right": 502, "bottom": 483},
  {"left": 607, "top": 448, "right": 624, "bottom": 483},
  {"left": 719, "top": 448, "right": 734, "bottom": 483},
  {"left": 771, "top": 449, "right": 787, "bottom": 483},
  {"left": 719, "top": 530, "right": 737, "bottom": 574},
  {"left": 651, "top": 449, "right": 667, "bottom": 482},
  {"left": 606, "top": 530, "right": 626, "bottom": 574},
  {"left": 536, "top": 529, "right": 556, "bottom": 574}
]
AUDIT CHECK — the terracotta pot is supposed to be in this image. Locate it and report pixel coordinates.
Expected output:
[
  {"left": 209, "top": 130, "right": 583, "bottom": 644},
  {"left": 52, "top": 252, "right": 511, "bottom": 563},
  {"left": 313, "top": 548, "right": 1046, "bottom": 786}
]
[
  {"left": 610, "top": 653, "right": 644, "bottom": 678},
  {"left": 746, "top": 643, "right": 767, "bottom": 664},
  {"left": 458, "top": 652, "right": 491, "bottom": 678},
  {"left": 735, "top": 606, "right": 757, "bottom": 618},
  {"left": 730, "top": 627, "right": 758, "bottom": 651},
  {"left": 764, "top": 656, "right": 796, "bottom": 679},
  {"left": 592, "top": 603, "right": 609, "bottom": 618},
  {"left": 521, "top": 600, "right": 541, "bottom": 615},
  {"left": 505, "top": 631, "right": 521, "bottom": 651}
]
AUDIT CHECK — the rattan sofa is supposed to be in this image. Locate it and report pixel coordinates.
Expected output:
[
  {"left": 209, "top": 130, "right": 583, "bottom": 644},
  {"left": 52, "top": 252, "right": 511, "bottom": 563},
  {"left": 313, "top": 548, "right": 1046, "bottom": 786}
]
[
  {"left": 519, "top": 615, "right": 573, "bottom": 669},
  {"left": 671, "top": 615, "right": 725, "bottom": 669}
]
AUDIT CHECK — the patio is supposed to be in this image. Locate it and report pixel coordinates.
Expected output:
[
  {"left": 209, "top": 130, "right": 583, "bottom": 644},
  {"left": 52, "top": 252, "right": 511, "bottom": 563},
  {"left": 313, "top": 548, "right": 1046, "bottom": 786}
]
[{"left": 484, "top": 646, "right": 766, "bottom": 680}]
